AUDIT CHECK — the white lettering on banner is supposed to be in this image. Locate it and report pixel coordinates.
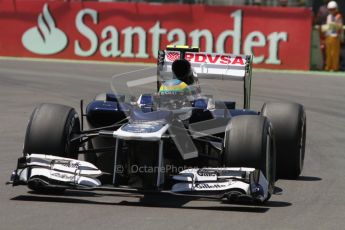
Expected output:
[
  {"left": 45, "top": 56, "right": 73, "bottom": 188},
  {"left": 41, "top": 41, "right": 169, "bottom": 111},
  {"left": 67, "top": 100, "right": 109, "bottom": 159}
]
[
  {"left": 150, "top": 22, "right": 167, "bottom": 58},
  {"left": 216, "top": 10, "right": 242, "bottom": 55},
  {"left": 75, "top": 9, "right": 98, "bottom": 57},
  {"left": 190, "top": 29, "right": 213, "bottom": 53},
  {"left": 244, "top": 31, "right": 266, "bottom": 64},
  {"left": 100, "top": 26, "right": 121, "bottom": 57},
  {"left": 266, "top": 32, "right": 288, "bottom": 64},
  {"left": 243, "top": 31, "right": 288, "bottom": 64},
  {"left": 23, "top": 4, "right": 289, "bottom": 65},
  {"left": 121, "top": 27, "right": 149, "bottom": 58},
  {"left": 167, "top": 28, "right": 187, "bottom": 46}
]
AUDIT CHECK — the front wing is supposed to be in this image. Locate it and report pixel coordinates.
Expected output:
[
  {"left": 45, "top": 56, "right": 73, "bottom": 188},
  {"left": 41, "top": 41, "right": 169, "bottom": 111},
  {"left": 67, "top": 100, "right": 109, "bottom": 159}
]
[{"left": 8, "top": 154, "right": 269, "bottom": 203}]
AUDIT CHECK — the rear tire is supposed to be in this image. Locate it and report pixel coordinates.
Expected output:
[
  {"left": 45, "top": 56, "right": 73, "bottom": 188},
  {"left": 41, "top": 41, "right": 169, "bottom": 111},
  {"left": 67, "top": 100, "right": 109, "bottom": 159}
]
[
  {"left": 223, "top": 115, "right": 276, "bottom": 199},
  {"left": 261, "top": 102, "right": 306, "bottom": 179}
]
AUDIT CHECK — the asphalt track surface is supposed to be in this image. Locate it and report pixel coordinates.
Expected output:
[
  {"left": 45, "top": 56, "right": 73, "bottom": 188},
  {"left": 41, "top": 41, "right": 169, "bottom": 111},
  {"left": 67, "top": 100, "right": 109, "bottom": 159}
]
[{"left": 1, "top": 58, "right": 345, "bottom": 230}]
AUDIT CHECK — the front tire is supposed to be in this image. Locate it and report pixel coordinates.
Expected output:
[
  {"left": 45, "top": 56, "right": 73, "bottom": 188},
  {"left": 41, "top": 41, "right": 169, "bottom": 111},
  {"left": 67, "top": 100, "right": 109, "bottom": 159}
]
[
  {"left": 24, "top": 103, "right": 80, "bottom": 158},
  {"left": 223, "top": 115, "right": 276, "bottom": 200},
  {"left": 23, "top": 103, "right": 80, "bottom": 192}
]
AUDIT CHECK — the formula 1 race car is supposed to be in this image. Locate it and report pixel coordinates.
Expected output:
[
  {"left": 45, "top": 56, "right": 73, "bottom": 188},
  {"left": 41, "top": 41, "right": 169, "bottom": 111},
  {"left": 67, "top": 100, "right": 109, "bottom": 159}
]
[{"left": 8, "top": 45, "right": 306, "bottom": 204}]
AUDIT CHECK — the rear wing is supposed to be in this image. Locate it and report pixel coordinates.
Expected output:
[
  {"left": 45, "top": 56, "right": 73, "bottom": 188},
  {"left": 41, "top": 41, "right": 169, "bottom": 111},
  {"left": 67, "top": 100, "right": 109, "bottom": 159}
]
[{"left": 157, "top": 47, "right": 253, "bottom": 109}]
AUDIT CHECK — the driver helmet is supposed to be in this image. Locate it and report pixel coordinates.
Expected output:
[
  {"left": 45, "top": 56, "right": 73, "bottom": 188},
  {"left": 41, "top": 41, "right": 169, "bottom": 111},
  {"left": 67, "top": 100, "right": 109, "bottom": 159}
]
[{"left": 172, "top": 59, "right": 195, "bottom": 85}]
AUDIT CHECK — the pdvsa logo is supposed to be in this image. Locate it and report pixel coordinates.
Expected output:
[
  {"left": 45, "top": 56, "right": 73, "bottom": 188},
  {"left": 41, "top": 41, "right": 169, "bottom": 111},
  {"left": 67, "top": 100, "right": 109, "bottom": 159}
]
[
  {"left": 166, "top": 52, "right": 180, "bottom": 62},
  {"left": 22, "top": 4, "right": 68, "bottom": 55}
]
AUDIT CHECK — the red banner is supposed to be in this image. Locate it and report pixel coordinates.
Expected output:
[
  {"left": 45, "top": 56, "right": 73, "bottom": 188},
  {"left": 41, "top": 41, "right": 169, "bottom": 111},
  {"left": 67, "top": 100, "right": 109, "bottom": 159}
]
[{"left": 0, "top": 1, "right": 312, "bottom": 70}]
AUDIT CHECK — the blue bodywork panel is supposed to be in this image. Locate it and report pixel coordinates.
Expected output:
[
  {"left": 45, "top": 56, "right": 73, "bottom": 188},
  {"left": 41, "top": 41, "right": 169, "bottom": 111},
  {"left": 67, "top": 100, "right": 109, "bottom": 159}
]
[
  {"left": 86, "top": 93, "right": 258, "bottom": 127},
  {"left": 86, "top": 100, "right": 130, "bottom": 127}
]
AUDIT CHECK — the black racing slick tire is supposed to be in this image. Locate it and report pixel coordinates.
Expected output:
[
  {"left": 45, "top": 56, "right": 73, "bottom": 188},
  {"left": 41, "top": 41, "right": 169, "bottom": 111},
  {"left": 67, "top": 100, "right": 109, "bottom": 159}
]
[
  {"left": 24, "top": 103, "right": 80, "bottom": 158},
  {"left": 224, "top": 115, "right": 276, "bottom": 198},
  {"left": 261, "top": 102, "right": 306, "bottom": 179}
]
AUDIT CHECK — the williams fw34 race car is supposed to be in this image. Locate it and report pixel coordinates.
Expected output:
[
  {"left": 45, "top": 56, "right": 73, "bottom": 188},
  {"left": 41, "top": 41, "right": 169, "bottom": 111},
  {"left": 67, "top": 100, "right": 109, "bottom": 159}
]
[{"left": 7, "top": 46, "right": 306, "bottom": 204}]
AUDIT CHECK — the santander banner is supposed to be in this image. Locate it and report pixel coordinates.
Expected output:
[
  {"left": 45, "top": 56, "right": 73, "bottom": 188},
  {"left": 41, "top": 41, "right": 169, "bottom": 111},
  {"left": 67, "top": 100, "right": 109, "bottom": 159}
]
[{"left": 0, "top": 1, "right": 312, "bottom": 70}]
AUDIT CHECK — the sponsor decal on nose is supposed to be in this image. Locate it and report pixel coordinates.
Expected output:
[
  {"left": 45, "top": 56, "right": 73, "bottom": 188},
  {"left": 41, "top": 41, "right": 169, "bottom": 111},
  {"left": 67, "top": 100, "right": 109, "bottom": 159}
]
[{"left": 22, "top": 4, "right": 68, "bottom": 55}]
